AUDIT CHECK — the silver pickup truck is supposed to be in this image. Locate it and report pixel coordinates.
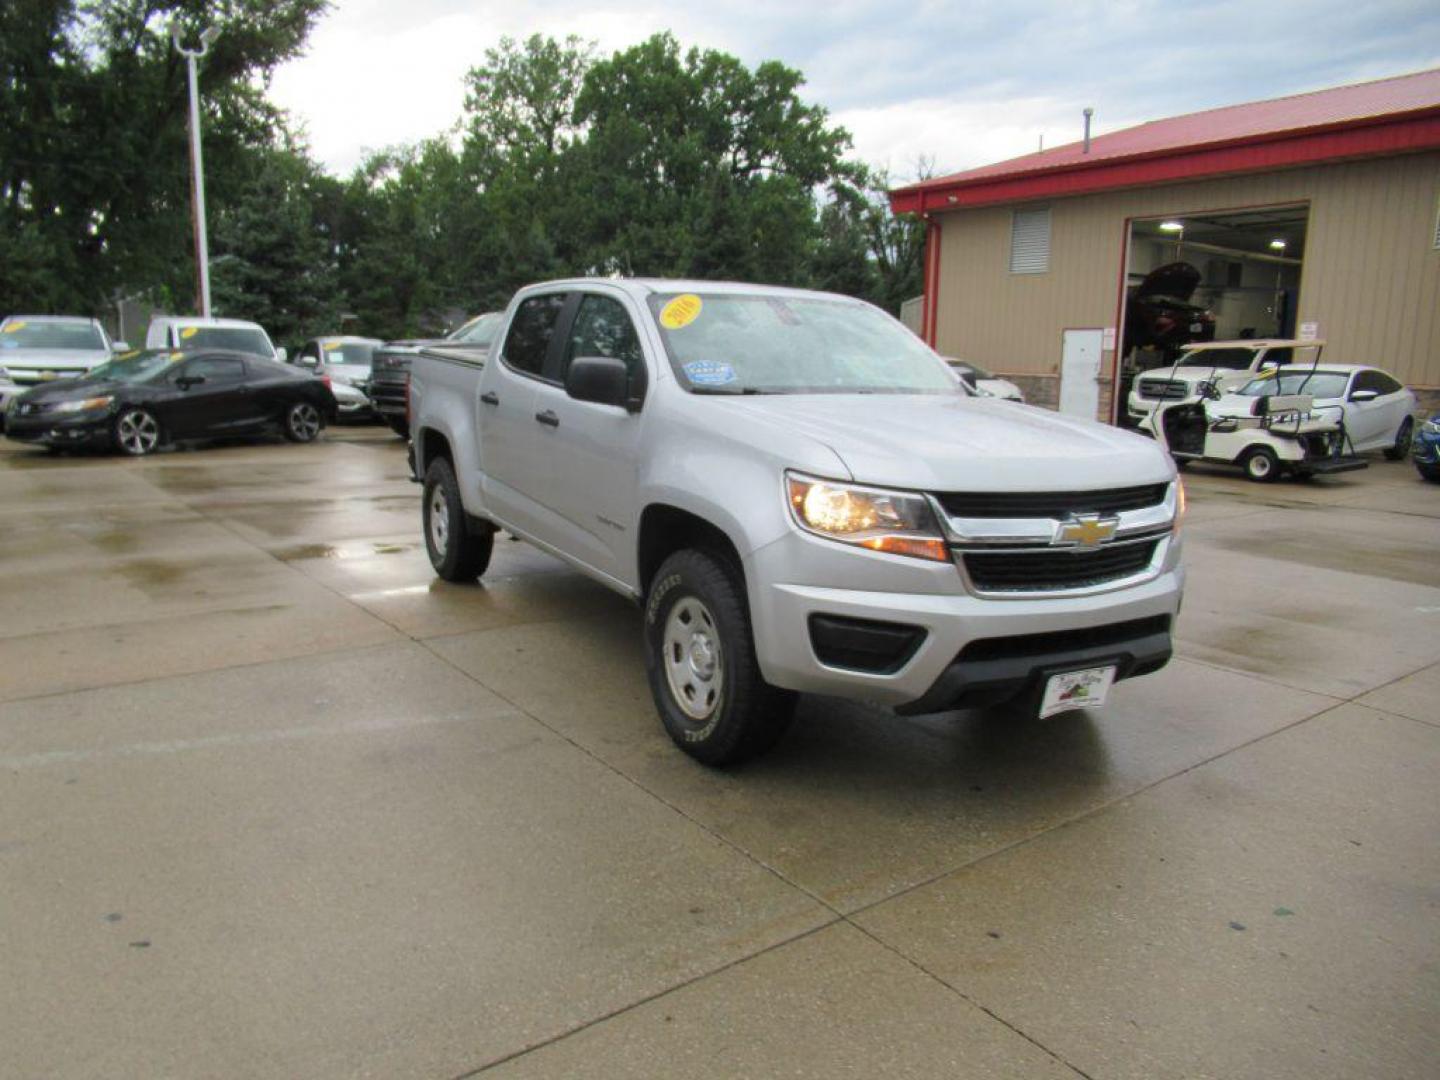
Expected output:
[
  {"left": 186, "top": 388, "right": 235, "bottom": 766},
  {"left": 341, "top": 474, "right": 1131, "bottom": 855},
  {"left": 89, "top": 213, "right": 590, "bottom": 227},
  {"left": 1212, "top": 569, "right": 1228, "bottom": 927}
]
[{"left": 410, "top": 279, "right": 1185, "bottom": 765}]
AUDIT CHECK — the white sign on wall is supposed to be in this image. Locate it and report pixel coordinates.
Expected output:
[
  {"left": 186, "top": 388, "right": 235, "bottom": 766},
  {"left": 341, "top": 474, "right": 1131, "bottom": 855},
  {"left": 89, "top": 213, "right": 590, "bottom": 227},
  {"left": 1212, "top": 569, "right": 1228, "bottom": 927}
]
[{"left": 1298, "top": 321, "right": 1320, "bottom": 342}]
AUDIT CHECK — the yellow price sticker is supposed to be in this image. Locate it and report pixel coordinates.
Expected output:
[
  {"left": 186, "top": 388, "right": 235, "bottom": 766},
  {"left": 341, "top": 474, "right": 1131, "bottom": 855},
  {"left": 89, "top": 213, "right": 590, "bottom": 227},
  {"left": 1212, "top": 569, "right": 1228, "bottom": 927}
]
[
  {"left": 180, "top": 326, "right": 199, "bottom": 339},
  {"left": 323, "top": 339, "right": 343, "bottom": 349},
  {"left": 119, "top": 349, "right": 141, "bottom": 359},
  {"left": 3, "top": 321, "right": 26, "bottom": 333},
  {"left": 169, "top": 352, "right": 185, "bottom": 361},
  {"left": 660, "top": 294, "right": 702, "bottom": 330}
]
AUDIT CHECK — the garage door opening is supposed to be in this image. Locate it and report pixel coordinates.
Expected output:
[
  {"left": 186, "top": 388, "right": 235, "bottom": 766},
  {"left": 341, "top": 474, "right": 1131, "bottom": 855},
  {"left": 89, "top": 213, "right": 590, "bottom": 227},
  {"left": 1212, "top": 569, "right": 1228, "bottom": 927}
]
[{"left": 1116, "top": 204, "right": 1308, "bottom": 426}]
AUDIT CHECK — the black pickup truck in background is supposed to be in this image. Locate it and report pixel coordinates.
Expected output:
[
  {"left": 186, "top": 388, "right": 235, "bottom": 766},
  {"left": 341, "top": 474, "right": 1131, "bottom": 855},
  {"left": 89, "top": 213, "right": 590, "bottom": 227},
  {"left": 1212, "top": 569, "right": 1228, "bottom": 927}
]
[{"left": 368, "top": 312, "right": 503, "bottom": 437}]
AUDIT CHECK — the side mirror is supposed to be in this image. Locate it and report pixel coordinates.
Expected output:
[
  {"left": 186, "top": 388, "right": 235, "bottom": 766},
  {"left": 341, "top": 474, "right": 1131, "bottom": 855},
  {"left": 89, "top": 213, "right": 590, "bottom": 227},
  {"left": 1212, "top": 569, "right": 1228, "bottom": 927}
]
[
  {"left": 111, "top": 341, "right": 130, "bottom": 352},
  {"left": 566, "top": 355, "right": 630, "bottom": 409},
  {"left": 275, "top": 347, "right": 288, "bottom": 364},
  {"left": 1349, "top": 389, "right": 1378, "bottom": 403}
]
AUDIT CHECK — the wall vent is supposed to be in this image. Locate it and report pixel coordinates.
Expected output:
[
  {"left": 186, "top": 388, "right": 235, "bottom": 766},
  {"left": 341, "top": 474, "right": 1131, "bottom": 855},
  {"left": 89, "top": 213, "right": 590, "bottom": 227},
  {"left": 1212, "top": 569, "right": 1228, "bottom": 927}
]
[{"left": 1010, "top": 209, "right": 1051, "bottom": 274}]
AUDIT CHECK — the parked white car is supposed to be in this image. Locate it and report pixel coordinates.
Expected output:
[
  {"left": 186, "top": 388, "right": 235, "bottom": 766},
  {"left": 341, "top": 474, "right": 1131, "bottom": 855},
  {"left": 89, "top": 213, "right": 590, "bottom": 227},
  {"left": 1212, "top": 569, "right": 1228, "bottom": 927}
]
[
  {"left": 944, "top": 358, "right": 1024, "bottom": 402},
  {"left": 1127, "top": 339, "right": 1301, "bottom": 423},
  {"left": 0, "top": 315, "right": 122, "bottom": 415},
  {"left": 1235, "top": 364, "right": 1417, "bottom": 458},
  {"left": 145, "top": 317, "right": 286, "bottom": 363}
]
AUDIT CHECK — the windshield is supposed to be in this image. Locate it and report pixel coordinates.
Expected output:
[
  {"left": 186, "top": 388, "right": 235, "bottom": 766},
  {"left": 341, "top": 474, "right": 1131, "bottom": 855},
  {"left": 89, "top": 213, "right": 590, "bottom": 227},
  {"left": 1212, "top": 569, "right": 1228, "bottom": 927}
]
[
  {"left": 174, "top": 326, "right": 273, "bottom": 357},
  {"left": 82, "top": 350, "right": 181, "bottom": 383},
  {"left": 448, "top": 312, "right": 502, "bottom": 346},
  {"left": 1, "top": 320, "right": 106, "bottom": 351},
  {"left": 647, "top": 292, "right": 958, "bottom": 395},
  {"left": 1239, "top": 370, "right": 1350, "bottom": 398},
  {"left": 321, "top": 341, "right": 377, "bottom": 370},
  {"left": 1179, "top": 347, "right": 1259, "bottom": 371}
]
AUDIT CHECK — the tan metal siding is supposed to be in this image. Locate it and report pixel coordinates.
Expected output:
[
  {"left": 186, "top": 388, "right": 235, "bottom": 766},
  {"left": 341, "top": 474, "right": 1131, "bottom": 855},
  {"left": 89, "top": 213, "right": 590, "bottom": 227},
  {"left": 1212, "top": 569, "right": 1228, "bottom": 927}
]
[{"left": 932, "top": 151, "right": 1440, "bottom": 390}]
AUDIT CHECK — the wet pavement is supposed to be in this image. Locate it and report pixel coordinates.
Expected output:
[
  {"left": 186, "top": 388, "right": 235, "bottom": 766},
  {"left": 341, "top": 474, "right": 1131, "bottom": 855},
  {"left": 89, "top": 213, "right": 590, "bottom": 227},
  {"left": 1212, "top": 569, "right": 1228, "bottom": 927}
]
[{"left": 1, "top": 428, "right": 1437, "bottom": 1078}]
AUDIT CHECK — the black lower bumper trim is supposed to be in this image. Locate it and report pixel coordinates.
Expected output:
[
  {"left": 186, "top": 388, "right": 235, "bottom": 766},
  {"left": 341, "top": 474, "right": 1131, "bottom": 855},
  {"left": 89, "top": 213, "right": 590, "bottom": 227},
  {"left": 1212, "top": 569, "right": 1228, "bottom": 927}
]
[{"left": 897, "top": 615, "right": 1173, "bottom": 715}]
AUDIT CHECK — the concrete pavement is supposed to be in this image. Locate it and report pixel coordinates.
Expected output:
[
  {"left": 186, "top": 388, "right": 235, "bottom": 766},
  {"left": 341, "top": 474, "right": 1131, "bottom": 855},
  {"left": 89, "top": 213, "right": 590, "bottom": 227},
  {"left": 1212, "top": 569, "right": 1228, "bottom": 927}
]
[{"left": 1, "top": 429, "right": 1436, "bottom": 1078}]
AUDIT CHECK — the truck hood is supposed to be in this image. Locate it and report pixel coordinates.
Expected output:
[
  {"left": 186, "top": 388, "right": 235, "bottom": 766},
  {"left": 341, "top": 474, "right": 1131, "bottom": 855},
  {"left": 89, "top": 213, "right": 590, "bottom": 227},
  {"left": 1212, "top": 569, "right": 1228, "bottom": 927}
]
[
  {"left": 0, "top": 347, "right": 109, "bottom": 370},
  {"left": 1146, "top": 365, "right": 1254, "bottom": 384},
  {"left": 726, "top": 394, "right": 1173, "bottom": 491}
]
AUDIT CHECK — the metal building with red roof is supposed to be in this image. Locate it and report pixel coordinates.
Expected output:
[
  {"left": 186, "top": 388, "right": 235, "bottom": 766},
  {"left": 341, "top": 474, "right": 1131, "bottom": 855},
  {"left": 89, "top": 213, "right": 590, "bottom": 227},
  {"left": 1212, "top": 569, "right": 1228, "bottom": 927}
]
[{"left": 890, "top": 68, "right": 1440, "bottom": 422}]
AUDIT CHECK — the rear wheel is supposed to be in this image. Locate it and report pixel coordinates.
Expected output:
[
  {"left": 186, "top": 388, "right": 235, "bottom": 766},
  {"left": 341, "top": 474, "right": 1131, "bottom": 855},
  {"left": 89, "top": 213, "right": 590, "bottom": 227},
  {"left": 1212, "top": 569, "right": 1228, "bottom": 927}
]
[
  {"left": 1384, "top": 417, "right": 1414, "bottom": 461},
  {"left": 113, "top": 408, "right": 161, "bottom": 456},
  {"left": 1242, "top": 446, "right": 1280, "bottom": 483},
  {"left": 283, "top": 400, "right": 322, "bottom": 443},
  {"left": 644, "top": 549, "right": 796, "bottom": 766},
  {"left": 422, "top": 457, "right": 493, "bottom": 581}
]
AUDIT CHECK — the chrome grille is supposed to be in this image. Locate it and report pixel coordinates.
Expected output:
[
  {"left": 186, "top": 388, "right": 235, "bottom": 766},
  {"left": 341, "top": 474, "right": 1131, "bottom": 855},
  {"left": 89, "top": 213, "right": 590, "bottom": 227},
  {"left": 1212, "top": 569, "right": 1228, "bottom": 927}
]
[{"left": 1137, "top": 378, "right": 1189, "bottom": 400}]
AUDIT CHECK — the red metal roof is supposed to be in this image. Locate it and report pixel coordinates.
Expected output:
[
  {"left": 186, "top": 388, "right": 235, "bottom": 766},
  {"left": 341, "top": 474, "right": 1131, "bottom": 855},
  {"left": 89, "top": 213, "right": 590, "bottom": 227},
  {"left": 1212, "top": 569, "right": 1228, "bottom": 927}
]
[{"left": 891, "top": 68, "right": 1440, "bottom": 214}]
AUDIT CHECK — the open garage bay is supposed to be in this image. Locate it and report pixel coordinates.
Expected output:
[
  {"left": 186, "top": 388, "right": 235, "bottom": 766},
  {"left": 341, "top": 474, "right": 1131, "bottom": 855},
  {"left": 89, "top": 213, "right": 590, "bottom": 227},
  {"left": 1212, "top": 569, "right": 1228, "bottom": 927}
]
[{"left": 1, "top": 431, "right": 1437, "bottom": 1079}]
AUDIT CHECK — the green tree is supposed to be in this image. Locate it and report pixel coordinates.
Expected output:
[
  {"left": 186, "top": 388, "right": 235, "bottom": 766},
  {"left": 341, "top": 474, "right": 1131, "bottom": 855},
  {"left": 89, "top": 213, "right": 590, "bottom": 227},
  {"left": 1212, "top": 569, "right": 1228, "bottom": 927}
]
[
  {"left": 570, "top": 33, "right": 856, "bottom": 285},
  {"left": 0, "top": 0, "right": 329, "bottom": 316}
]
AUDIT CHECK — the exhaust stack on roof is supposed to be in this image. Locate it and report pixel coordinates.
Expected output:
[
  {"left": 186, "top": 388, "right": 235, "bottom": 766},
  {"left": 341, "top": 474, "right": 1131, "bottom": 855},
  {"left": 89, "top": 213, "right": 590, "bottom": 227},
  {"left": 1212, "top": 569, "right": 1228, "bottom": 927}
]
[{"left": 1083, "top": 108, "right": 1094, "bottom": 153}]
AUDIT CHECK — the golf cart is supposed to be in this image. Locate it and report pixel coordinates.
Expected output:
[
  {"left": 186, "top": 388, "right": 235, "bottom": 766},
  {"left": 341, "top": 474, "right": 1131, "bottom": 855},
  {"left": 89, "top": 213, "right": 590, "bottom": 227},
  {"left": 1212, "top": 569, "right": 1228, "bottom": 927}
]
[{"left": 1138, "top": 341, "right": 1368, "bottom": 482}]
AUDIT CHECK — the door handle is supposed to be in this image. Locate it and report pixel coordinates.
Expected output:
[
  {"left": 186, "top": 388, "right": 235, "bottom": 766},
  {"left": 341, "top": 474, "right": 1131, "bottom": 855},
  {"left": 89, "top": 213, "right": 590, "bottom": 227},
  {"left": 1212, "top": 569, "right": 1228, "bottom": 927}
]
[
  {"left": 480, "top": 391, "right": 499, "bottom": 405},
  {"left": 535, "top": 410, "right": 559, "bottom": 428}
]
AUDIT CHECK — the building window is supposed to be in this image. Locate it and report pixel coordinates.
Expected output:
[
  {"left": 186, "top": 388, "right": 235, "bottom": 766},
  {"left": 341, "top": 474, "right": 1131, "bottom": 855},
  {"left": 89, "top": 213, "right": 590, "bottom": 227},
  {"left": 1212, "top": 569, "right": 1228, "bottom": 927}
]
[{"left": 1010, "top": 208, "right": 1051, "bottom": 274}]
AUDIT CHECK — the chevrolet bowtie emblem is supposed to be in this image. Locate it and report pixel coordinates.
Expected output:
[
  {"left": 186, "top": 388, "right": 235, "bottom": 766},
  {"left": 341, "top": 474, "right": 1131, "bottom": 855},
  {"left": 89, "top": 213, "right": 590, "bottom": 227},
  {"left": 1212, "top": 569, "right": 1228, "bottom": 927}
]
[{"left": 1054, "top": 515, "right": 1119, "bottom": 548}]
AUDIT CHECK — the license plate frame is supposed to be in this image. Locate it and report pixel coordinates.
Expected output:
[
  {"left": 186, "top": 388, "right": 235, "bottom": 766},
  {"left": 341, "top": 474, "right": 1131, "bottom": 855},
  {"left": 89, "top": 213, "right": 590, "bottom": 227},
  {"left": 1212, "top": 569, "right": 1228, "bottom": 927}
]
[{"left": 1039, "top": 665, "right": 1117, "bottom": 717}]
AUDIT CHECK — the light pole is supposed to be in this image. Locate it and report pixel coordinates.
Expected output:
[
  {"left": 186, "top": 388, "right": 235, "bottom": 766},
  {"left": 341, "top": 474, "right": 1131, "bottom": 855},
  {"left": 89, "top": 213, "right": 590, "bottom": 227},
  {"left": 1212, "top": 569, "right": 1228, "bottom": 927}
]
[{"left": 170, "top": 21, "right": 220, "bottom": 318}]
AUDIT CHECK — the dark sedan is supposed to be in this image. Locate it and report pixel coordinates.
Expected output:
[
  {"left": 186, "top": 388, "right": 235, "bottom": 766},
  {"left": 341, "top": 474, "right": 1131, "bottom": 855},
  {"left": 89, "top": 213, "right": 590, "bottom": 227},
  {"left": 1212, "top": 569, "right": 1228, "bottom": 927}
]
[{"left": 3, "top": 349, "right": 337, "bottom": 456}]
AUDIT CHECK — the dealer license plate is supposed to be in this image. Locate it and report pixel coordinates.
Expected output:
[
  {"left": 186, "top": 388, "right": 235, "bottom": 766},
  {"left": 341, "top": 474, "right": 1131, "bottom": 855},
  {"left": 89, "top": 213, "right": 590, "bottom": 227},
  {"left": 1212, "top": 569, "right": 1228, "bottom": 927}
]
[{"left": 1040, "top": 665, "right": 1116, "bottom": 718}]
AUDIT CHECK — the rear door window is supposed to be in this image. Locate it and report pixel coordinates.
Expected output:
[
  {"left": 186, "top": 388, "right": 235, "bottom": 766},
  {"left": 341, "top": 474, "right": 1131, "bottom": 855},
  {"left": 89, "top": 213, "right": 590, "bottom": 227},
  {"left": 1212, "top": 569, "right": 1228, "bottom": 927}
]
[{"left": 501, "top": 295, "right": 567, "bottom": 379}]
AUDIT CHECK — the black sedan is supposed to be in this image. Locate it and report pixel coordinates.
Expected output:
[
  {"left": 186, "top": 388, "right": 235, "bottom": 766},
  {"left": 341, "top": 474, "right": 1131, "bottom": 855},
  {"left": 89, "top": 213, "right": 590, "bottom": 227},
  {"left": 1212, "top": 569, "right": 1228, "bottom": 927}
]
[{"left": 3, "top": 349, "right": 337, "bottom": 456}]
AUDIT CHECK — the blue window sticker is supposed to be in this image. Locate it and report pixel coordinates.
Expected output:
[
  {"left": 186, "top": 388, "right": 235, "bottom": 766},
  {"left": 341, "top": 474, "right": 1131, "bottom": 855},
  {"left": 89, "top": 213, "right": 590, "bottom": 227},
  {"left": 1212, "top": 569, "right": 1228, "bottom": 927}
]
[{"left": 684, "top": 360, "right": 737, "bottom": 386}]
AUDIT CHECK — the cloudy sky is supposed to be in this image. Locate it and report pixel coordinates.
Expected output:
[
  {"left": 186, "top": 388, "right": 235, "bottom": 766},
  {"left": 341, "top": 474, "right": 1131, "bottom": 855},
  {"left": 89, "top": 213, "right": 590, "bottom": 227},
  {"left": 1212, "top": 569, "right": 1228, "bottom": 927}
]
[{"left": 268, "top": 0, "right": 1440, "bottom": 182}]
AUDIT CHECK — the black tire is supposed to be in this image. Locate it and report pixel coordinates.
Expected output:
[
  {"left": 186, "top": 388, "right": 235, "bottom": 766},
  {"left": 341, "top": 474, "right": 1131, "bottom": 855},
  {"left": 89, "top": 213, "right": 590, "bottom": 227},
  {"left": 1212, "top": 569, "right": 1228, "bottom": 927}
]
[
  {"left": 422, "top": 457, "right": 493, "bottom": 582},
  {"left": 1242, "top": 446, "right": 1280, "bottom": 483},
  {"left": 643, "top": 549, "right": 797, "bottom": 766},
  {"left": 386, "top": 416, "right": 410, "bottom": 439},
  {"left": 1417, "top": 463, "right": 1440, "bottom": 484},
  {"left": 113, "top": 407, "right": 162, "bottom": 456},
  {"left": 1384, "top": 417, "right": 1414, "bottom": 461},
  {"left": 283, "top": 400, "right": 323, "bottom": 443}
]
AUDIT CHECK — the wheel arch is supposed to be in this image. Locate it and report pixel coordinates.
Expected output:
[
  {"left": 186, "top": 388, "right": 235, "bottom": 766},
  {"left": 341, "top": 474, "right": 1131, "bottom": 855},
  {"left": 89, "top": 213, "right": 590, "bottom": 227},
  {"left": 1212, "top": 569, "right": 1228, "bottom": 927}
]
[{"left": 637, "top": 504, "right": 746, "bottom": 601}]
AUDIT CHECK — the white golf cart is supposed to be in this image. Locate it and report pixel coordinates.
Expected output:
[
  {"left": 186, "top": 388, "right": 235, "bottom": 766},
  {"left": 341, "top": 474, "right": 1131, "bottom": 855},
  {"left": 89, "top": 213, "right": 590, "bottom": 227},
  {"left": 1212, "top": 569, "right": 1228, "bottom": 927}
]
[{"left": 1138, "top": 341, "right": 1368, "bottom": 482}]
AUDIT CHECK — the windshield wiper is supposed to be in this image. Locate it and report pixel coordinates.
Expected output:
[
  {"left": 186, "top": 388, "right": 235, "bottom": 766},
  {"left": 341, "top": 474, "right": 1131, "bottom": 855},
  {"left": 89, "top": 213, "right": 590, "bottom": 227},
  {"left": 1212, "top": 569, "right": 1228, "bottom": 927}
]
[{"left": 688, "top": 386, "right": 779, "bottom": 395}]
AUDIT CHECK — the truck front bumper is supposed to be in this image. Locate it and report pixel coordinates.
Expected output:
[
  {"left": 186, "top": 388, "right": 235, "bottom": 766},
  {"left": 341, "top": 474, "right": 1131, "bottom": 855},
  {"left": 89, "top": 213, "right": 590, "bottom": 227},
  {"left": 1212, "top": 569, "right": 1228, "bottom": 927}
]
[{"left": 746, "top": 533, "right": 1184, "bottom": 712}]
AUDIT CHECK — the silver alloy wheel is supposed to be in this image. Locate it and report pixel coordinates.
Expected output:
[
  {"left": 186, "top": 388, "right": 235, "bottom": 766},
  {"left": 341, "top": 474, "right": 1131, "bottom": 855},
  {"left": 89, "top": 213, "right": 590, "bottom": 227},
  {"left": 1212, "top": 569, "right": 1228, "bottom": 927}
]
[
  {"left": 289, "top": 402, "right": 321, "bottom": 441},
  {"left": 663, "top": 596, "right": 724, "bottom": 722},
  {"left": 1247, "top": 451, "right": 1273, "bottom": 480},
  {"left": 115, "top": 409, "right": 159, "bottom": 455},
  {"left": 428, "top": 486, "right": 449, "bottom": 555}
]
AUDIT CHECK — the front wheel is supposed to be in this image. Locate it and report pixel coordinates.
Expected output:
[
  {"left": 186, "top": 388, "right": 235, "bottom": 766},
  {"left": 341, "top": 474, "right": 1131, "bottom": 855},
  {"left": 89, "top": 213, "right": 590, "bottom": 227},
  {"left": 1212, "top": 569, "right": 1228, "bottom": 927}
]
[
  {"left": 1242, "top": 446, "right": 1280, "bottom": 483},
  {"left": 422, "top": 457, "right": 493, "bottom": 581},
  {"left": 113, "top": 408, "right": 161, "bottom": 456},
  {"left": 283, "top": 400, "right": 322, "bottom": 443},
  {"left": 643, "top": 549, "right": 796, "bottom": 766},
  {"left": 1384, "top": 418, "right": 1414, "bottom": 461}
]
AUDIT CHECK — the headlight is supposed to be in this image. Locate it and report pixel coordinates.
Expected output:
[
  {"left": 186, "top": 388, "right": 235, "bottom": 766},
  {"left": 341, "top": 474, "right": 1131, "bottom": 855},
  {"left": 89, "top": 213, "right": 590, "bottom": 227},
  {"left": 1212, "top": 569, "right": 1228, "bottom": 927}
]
[
  {"left": 785, "top": 474, "right": 950, "bottom": 562},
  {"left": 53, "top": 395, "right": 114, "bottom": 413}
]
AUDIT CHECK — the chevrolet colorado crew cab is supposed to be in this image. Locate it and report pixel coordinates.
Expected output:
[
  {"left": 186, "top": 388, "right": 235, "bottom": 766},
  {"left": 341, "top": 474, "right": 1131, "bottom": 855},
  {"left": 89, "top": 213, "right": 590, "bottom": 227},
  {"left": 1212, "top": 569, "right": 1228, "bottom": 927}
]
[{"left": 411, "top": 279, "right": 1185, "bottom": 765}]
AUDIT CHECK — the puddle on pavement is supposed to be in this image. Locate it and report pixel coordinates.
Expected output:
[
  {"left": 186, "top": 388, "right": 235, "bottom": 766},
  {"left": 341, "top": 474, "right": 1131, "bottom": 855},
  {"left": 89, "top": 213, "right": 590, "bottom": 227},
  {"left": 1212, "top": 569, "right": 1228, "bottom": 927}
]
[
  {"left": 273, "top": 541, "right": 417, "bottom": 562},
  {"left": 1205, "top": 533, "right": 1440, "bottom": 588}
]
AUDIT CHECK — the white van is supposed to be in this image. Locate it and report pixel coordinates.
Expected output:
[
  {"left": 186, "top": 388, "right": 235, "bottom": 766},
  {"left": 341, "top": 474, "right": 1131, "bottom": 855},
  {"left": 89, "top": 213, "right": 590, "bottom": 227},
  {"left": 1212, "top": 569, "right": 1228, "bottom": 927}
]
[{"left": 145, "top": 317, "right": 286, "bottom": 363}]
